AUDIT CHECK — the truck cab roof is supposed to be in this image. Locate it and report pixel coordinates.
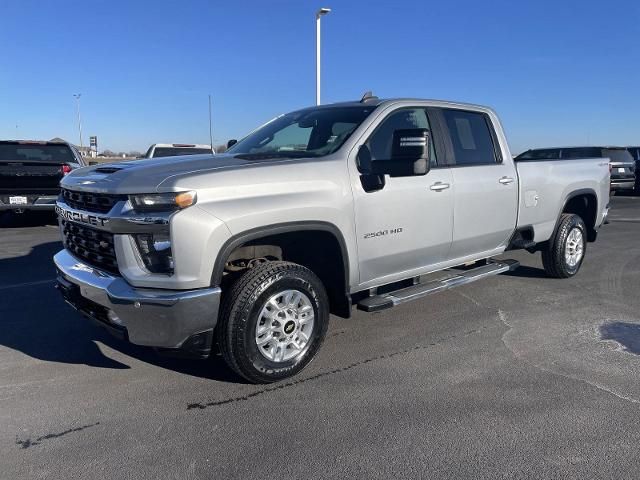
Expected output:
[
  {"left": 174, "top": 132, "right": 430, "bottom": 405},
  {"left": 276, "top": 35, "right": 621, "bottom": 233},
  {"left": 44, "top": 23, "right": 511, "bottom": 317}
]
[{"left": 302, "top": 97, "right": 495, "bottom": 113}]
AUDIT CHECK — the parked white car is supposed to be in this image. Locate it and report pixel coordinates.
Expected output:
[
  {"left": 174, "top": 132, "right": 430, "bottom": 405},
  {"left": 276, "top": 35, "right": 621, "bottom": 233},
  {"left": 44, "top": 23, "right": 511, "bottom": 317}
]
[{"left": 142, "top": 143, "right": 214, "bottom": 158}]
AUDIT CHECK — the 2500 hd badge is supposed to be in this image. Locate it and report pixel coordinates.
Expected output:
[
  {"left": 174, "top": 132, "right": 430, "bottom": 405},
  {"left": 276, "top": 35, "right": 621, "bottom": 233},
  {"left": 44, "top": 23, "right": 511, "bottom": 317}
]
[
  {"left": 55, "top": 205, "right": 109, "bottom": 227},
  {"left": 363, "top": 227, "right": 403, "bottom": 239}
]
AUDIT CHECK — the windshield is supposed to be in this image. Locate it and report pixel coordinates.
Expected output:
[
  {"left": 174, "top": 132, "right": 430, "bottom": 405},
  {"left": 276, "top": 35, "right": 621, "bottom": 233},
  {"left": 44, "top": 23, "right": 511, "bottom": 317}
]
[
  {"left": 561, "top": 147, "right": 602, "bottom": 159},
  {"left": 603, "top": 149, "right": 634, "bottom": 163},
  {"left": 0, "top": 143, "right": 75, "bottom": 163},
  {"left": 151, "top": 147, "right": 212, "bottom": 158},
  {"left": 227, "top": 106, "right": 376, "bottom": 158},
  {"left": 516, "top": 149, "right": 560, "bottom": 160}
]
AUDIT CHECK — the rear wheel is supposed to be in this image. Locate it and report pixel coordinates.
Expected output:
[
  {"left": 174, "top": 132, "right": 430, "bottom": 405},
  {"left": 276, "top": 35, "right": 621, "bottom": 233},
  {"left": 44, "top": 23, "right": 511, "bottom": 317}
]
[
  {"left": 217, "top": 261, "right": 329, "bottom": 383},
  {"left": 541, "top": 213, "right": 587, "bottom": 278}
]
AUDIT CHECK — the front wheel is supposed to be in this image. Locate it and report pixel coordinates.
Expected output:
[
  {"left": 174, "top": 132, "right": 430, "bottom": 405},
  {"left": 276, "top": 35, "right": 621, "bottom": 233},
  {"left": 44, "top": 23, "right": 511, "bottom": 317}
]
[
  {"left": 541, "top": 213, "right": 587, "bottom": 278},
  {"left": 217, "top": 261, "right": 329, "bottom": 383}
]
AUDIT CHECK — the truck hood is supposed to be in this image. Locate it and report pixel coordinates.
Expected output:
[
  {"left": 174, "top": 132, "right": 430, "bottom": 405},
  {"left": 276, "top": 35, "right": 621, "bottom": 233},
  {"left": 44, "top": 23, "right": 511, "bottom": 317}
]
[{"left": 60, "top": 153, "right": 308, "bottom": 193}]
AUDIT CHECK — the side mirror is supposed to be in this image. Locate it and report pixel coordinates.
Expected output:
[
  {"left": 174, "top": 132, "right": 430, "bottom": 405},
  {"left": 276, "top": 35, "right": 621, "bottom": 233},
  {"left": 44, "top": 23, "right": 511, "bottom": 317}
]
[
  {"left": 227, "top": 139, "right": 238, "bottom": 149},
  {"left": 358, "top": 128, "right": 431, "bottom": 178},
  {"left": 388, "top": 128, "right": 430, "bottom": 176},
  {"left": 356, "top": 145, "right": 385, "bottom": 192}
]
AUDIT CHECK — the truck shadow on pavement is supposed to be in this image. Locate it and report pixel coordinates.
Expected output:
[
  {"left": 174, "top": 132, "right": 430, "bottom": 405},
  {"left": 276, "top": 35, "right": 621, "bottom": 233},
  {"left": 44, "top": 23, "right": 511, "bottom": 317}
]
[
  {"left": 502, "top": 265, "right": 549, "bottom": 279},
  {"left": 0, "top": 211, "right": 57, "bottom": 228},
  {"left": 599, "top": 322, "right": 640, "bottom": 355},
  {"left": 0, "top": 241, "right": 242, "bottom": 383}
]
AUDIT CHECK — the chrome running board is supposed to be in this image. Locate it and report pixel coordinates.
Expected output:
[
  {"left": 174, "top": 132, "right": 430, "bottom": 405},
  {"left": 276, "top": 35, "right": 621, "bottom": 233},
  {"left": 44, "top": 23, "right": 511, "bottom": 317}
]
[{"left": 357, "top": 259, "right": 519, "bottom": 312}]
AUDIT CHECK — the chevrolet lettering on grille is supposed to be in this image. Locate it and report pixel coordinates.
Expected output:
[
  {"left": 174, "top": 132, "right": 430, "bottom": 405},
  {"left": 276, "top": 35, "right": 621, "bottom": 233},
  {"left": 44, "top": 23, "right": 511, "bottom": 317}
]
[{"left": 55, "top": 205, "right": 109, "bottom": 228}]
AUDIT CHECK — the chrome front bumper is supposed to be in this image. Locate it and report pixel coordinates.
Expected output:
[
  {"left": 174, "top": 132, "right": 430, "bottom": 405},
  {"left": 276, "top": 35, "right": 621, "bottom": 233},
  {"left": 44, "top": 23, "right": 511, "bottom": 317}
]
[{"left": 54, "top": 249, "right": 221, "bottom": 350}]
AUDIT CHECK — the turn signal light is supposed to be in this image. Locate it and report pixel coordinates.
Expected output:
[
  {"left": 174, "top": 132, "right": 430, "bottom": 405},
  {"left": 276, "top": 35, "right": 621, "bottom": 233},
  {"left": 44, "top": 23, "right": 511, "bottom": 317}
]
[{"left": 175, "top": 191, "right": 197, "bottom": 208}]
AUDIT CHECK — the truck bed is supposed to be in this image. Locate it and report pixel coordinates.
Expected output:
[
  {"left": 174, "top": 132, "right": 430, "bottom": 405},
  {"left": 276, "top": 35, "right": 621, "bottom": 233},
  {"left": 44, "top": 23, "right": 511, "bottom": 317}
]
[{"left": 515, "top": 157, "right": 610, "bottom": 242}]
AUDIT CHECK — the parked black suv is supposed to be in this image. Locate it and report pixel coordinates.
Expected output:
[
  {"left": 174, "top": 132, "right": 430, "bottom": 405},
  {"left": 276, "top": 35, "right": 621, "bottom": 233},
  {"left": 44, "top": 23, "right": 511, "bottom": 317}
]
[
  {"left": 516, "top": 147, "right": 635, "bottom": 194},
  {"left": 626, "top": 147, "right": 640, "bottom": 193},
  {"left": 0, "top": 140, "right": 85, "bottom": 213}
]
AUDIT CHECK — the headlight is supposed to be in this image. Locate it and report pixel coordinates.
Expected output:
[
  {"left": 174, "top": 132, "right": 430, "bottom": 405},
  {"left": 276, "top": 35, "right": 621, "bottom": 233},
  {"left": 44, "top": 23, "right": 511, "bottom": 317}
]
[
  {"left": 134, "top": 232, "right": 174, "bottom": 274},
  {"left": 129, "top": 191, "right": 197, "bottom": 212}
]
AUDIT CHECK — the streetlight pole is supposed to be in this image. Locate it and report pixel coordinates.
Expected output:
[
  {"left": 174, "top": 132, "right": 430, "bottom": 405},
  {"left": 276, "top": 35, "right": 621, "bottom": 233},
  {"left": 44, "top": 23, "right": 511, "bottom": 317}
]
[
  {"left": 73, "top": 93, "right": 83, "bottom": 148},
  {"left": 316, "top": 7, "right": 331, "bottom": 105},
  {"left": 208, "top": 94, "right": 214, "bottom": 155}
]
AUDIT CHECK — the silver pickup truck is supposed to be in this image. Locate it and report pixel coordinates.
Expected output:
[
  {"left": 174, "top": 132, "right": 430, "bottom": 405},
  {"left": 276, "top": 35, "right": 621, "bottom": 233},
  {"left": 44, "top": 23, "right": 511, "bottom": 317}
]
[{"left": 53, "top": 96, "right": 610, "bottom": 383}]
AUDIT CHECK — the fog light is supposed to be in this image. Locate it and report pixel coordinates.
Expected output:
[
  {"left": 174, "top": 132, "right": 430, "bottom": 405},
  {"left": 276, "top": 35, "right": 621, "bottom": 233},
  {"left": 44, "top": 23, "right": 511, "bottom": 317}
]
[
  {"left": 108, "top": 310, "right": 123, "bottom": 325},
  {"left": 134, "top": 232, "right": 174, "bottom": 274}
]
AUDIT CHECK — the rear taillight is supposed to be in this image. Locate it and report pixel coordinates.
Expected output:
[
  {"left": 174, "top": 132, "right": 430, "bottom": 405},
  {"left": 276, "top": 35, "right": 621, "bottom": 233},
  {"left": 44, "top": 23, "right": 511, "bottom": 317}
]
[
  {"left": 609, "top": 163, "right": 612, "bottom": 174},
  {"left": 61, "top": 164, "right": 72, "bottom": 175}
]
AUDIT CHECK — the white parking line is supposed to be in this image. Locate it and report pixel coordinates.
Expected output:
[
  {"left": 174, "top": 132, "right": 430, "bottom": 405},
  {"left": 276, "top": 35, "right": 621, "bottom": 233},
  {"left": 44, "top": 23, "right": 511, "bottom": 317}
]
[{"left": 0, "top": 279, "right": 55, "bottom": 291}]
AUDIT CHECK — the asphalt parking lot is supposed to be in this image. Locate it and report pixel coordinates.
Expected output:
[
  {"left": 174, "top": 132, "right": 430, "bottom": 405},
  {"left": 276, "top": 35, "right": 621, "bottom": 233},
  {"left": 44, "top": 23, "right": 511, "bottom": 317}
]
[{"left": 1, "top": 196, "right": 640, "bottom": 479}]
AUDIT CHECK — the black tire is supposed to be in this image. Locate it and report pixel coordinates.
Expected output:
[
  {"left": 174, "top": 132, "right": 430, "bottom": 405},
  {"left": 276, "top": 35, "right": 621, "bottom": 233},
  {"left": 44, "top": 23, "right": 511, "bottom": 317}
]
[
  {"left": 217, "top": 261, "right": 329, "bottom": 383},
  {"left": 541, "top": 213, "right": 587, "bottom": 278}
]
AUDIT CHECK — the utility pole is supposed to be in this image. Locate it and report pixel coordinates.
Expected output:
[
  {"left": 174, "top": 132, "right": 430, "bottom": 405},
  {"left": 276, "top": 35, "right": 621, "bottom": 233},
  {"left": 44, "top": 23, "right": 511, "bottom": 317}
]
[
  {"left": 73, "top": 94, "right": 83, "bottom": 148},
  {"left": 316, "top": 7, "right": 331, "bottom": 105},
  {"left": 208, "top": 94, "right": 214, "bottom": 154}
]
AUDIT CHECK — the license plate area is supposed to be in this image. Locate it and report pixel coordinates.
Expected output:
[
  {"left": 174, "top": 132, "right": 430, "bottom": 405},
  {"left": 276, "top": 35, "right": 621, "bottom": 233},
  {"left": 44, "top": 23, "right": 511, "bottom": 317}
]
[
  {"left": 9, "top": 196, "right": 27, "bottom": 205},
  {"left": 56, "top": 274, "right": 81, "bottom": 305},
  {"left": 618, "top": 167, "right": 626, "bottom": 173}
]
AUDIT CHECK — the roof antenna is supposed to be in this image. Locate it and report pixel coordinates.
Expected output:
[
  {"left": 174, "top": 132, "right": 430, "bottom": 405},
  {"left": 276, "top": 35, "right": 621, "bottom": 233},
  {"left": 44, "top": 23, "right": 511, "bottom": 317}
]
[{"left": 360, "top": 91, "right": 378, "bottom": 103}]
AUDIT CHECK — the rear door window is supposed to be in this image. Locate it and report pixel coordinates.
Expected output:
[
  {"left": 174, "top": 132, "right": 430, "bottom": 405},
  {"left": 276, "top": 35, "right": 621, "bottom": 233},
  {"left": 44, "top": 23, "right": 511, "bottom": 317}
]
[
  {"left": 441, "top": 109, "right": 498, "bottom": 166},
  {"left": 603, "top": 149, "right": 634, "bottom": 163},
  {"left": 0, "top": 144, "right": 75, "bottom": 163}
]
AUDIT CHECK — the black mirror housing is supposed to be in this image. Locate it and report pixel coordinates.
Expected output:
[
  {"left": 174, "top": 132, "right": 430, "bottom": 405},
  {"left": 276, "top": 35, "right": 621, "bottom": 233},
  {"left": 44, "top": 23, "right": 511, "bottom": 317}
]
[
  {"left": 358, "top": 128, "right": 431, "bottom": 178},
  {"left": 227, "top": 139, "right": 238, "bottom": 149},
  {"left": 388, "top": 128, "right": 430, "bottom": 176}
]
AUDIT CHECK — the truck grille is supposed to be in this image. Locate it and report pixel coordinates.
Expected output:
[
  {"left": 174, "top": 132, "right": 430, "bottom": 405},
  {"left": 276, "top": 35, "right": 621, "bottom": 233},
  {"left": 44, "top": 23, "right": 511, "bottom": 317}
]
[
  {"left": 61, "top": 188, "right": 126, "bottom": 214},
  {"left": 61, "top": 219, "right": 119, "bottom": 274}
]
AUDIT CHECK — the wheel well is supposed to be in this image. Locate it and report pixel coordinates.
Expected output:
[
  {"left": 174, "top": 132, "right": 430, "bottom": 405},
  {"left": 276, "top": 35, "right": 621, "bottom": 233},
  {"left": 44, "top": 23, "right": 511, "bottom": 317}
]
[
  {"left": 219, "top": 230, "right": 351, "bottom": 318},
  {"left": 562, "top": 193, "right": 597, "bottom": 241}
]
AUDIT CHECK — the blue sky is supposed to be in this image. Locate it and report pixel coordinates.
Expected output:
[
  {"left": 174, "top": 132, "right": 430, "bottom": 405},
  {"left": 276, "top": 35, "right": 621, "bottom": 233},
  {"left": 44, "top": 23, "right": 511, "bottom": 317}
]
[{"left": 1, "top": 0, "right": 639, "bottom": 153}]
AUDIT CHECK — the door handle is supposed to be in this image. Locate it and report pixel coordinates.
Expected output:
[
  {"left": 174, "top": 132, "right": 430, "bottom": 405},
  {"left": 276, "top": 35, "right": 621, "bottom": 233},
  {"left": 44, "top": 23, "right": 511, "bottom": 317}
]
[
  {"left": 430, "top": 182, "right": 450, "bottom": 191},
  {"left": 499, "top": 176, "right": 514, "bottom": 185}
]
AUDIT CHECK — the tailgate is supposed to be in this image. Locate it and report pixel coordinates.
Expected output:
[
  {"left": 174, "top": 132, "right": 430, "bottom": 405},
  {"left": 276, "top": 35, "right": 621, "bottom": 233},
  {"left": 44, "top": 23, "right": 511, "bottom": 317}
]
[
  {"left": 0, "top": 161, "right": 64, "bottom": 191},
  {"left": 609, "top": 161, "right": 635, "bottom": 179}
]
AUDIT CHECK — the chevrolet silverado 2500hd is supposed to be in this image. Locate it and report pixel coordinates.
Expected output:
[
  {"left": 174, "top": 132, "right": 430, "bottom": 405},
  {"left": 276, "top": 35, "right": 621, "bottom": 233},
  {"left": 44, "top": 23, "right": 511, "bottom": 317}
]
[{"left": 53, "top": 97, "right": 610, "bottom": 383}]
